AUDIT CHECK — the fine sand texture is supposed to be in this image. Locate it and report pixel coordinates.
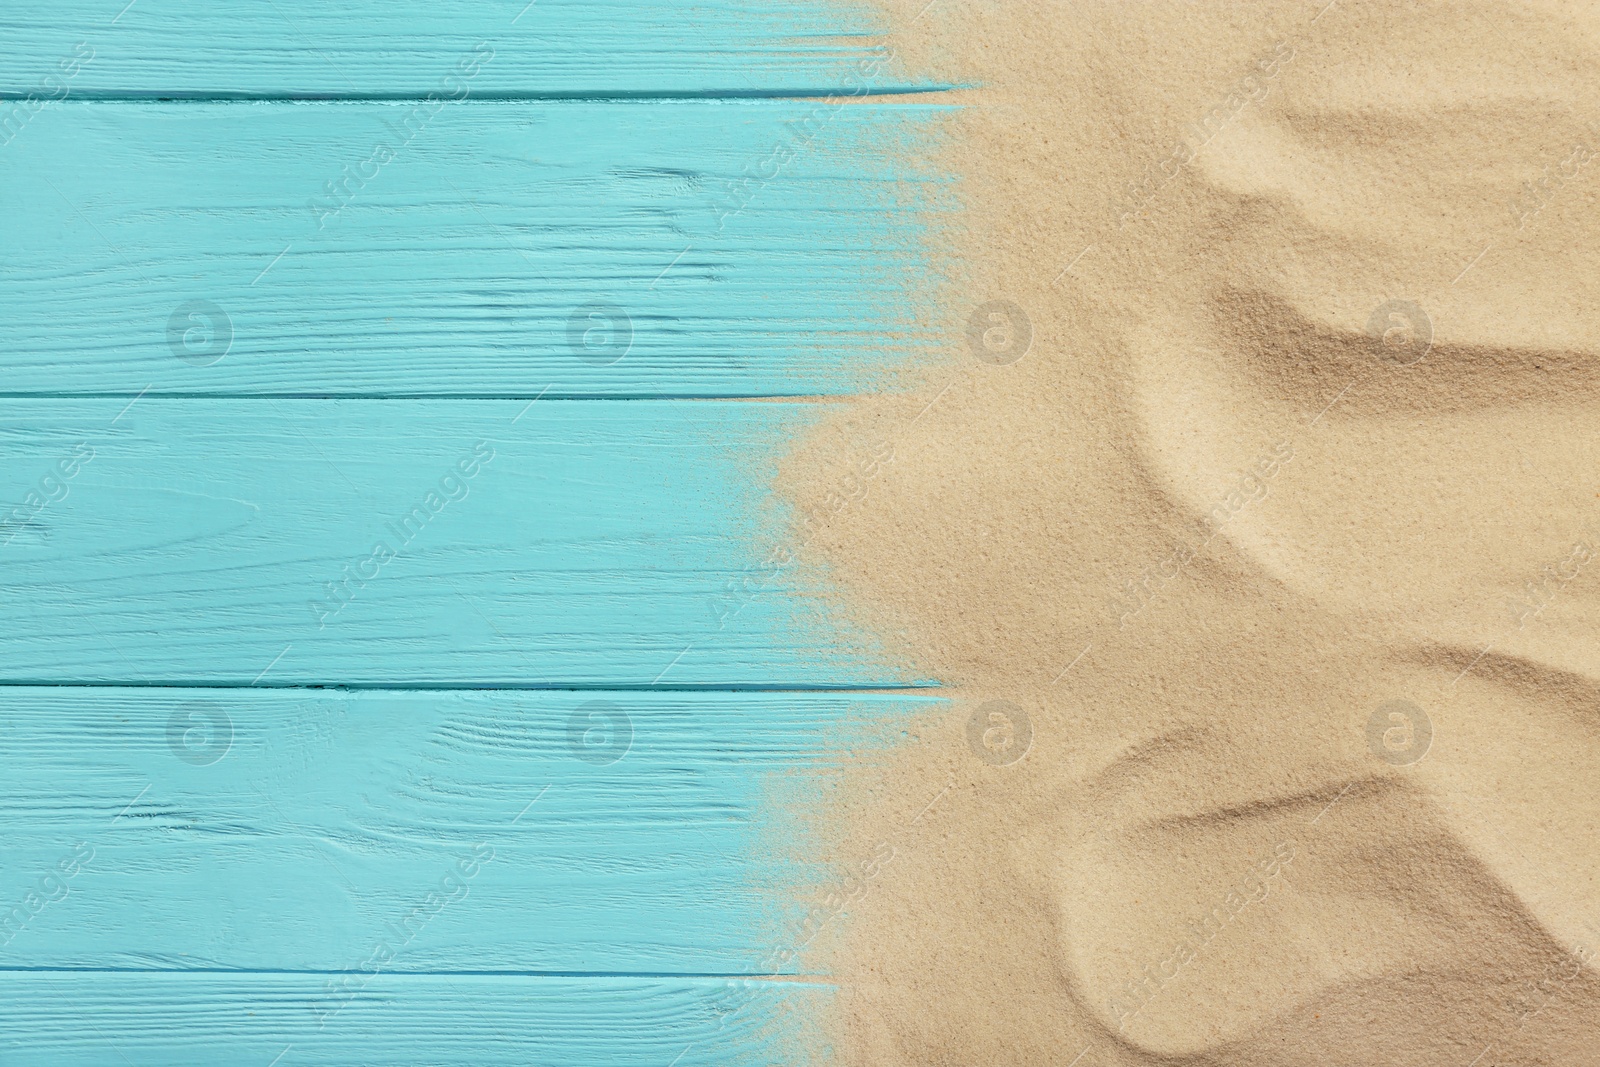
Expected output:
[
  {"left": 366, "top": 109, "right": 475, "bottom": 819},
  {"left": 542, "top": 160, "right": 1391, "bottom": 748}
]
[{"left": 782, "top": 1, "right": 1600, "bottom": 1063}]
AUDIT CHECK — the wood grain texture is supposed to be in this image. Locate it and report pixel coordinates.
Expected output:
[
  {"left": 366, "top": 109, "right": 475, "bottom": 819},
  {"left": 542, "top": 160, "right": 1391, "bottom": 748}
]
[
  {"left": 0, "top": 687, "right": 931, "bottom": 972},
  {"left": 1, "top": 971, "right": 833, "bottom": 1065},
  {"left": 0, "top": 398, "right": 918, "bottom": 686},
  {"left": 1, "top": 101, "right": 950, "bottom": 397},
  {"left": 1, "top": 3, "right": 950, "bottom": 1058},
  {"left": 0, "top": 0, "right": 928, "bottom": 98}
]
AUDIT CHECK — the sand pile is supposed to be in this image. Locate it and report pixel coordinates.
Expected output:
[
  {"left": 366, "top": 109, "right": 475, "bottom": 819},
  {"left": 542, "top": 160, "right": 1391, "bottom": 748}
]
[{"left": 781, "top": 1, "right": 1600, "bottom": 1062}]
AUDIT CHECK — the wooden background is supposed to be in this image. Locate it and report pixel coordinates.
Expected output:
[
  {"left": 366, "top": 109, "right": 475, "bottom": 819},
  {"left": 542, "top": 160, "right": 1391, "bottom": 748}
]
[{"left": 0, "top": 2, "right": 949, "bottom": 1062}]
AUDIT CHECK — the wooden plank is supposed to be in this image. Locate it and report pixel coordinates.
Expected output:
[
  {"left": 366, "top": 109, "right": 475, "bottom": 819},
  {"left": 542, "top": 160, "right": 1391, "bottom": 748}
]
[
  {"left": 0, "top": 101, "right": 949, "bottom": 397},
  {"left": 0, "top": 687, "right": 927, "bottom": 972},
  {"left": 0, "top": 971, "right": 833, "bottom": 1066},
  {"left": 0, "top": 398, "right": 919, "bottom": 686},
  {"left": 0, "top": 0, "right": 925, "bottom": 98}
]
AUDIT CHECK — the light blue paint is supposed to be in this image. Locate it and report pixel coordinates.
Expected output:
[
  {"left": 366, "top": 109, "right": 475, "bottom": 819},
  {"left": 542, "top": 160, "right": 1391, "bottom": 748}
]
[
  {"left": 0, "top": 399, "right": 927, "bottom": 687},
  {"left": 1, "top": 101, "right": 952, "bottom": 397},
  {"left": 0, "top": 972, "right": 836, "bottom": 1065},
  {"left": 0, "top": 687, "right": 937, "bottom": 973},
  {"left": 0, "top": 1, "right": 951, "bottom": 1061},
  {"left": 0, "top": 0, "right": 934, "bottom": 99}
]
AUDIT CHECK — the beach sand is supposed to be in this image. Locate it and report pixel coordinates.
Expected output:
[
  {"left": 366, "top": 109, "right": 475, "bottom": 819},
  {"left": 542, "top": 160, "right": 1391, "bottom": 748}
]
[{"left": 782, "top": 1, "right": 1600, "bottom": 1062}]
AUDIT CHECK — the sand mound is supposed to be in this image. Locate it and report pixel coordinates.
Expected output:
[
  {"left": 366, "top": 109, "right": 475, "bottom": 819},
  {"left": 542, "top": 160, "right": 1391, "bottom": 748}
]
[{"left": 782, "top": 1, "right": 1600, "bottom": 1062}]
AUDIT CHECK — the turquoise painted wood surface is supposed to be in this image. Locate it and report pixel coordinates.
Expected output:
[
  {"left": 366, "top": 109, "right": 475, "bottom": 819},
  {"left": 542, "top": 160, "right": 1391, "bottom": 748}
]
[
  {"left": 0, "top": 399, "right": 919, "bottom": 686},
  {"left": 0, "top": 687, "right": 933, "bottom": 973},
  {"left": 1, "top": 101, "right": 949, "bottom": 398},
  {"left": 2, "top": 0, "right": 948, "bottom": 1062},
  {"left": 0, "top": 0, "right": 929, "bottom": 98},
  {"left": 1, "top": 972, "right": 833, "bottom": 1066}
]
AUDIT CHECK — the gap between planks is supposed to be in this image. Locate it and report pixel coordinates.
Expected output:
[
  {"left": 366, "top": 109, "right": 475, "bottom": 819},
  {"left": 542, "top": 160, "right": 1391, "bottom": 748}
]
[
  {"left": 0, "top": 967, "right": 832, "bottom": 979},
  {"left": 0, "top": 681, "right": 940, "bottom": 691},
  {"left": 0, "top": 87, "right": 953, "bottom": 103}
]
